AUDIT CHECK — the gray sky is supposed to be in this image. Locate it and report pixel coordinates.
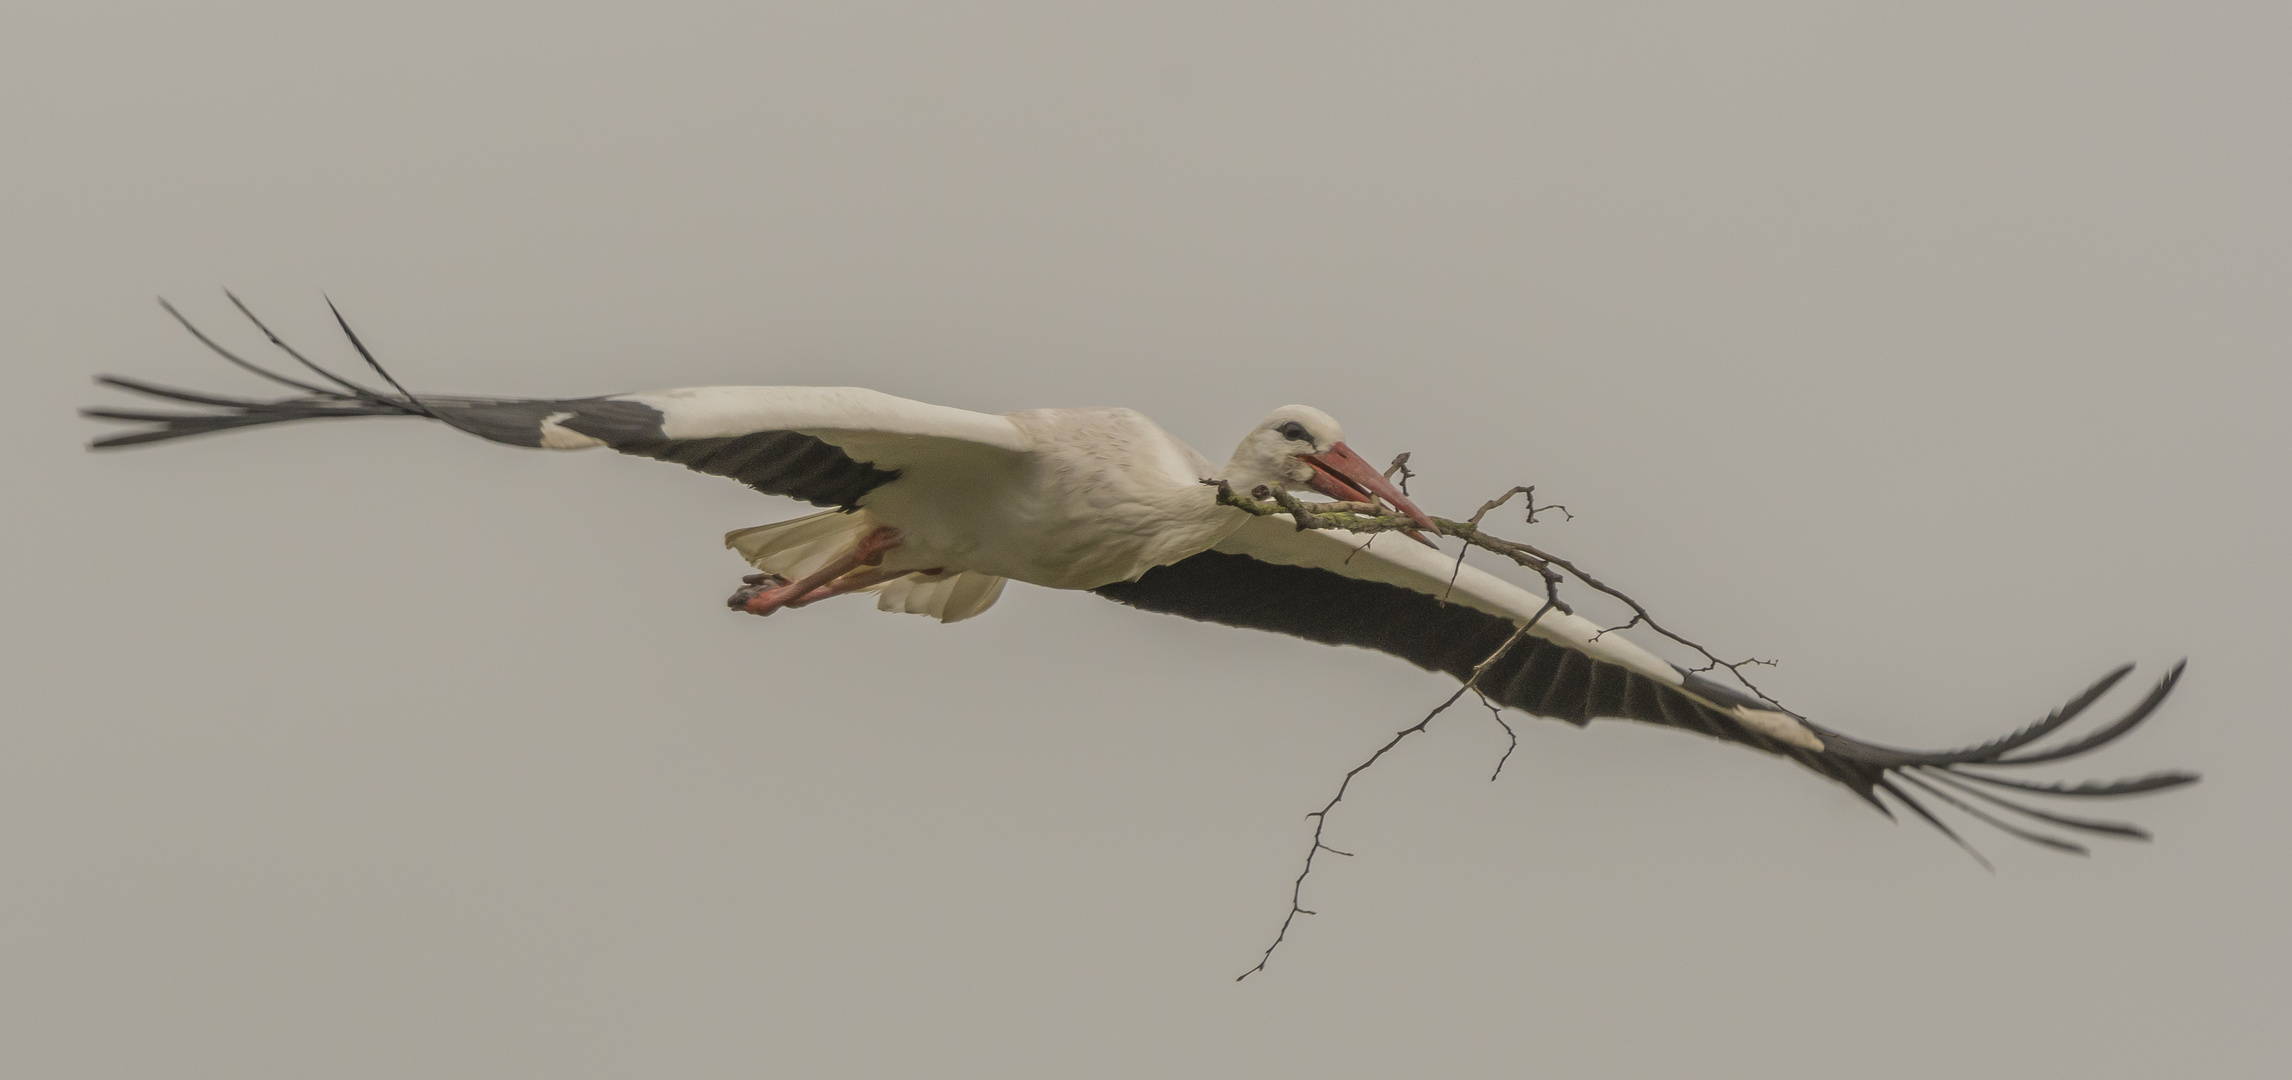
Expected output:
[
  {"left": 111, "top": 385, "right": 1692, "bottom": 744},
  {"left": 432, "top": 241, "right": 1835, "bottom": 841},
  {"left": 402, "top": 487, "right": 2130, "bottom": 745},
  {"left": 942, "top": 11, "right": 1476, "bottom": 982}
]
[{"left": 4, "top": 3, "right": 2284, "bottom": 1076}]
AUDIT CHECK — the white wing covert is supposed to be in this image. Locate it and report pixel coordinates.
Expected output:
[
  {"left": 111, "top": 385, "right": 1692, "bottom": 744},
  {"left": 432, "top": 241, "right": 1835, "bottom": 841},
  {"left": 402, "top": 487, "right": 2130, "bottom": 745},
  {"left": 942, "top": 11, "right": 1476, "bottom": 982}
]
[{"left": 87, "top": 331, "right": 1029, "bottom": 511}]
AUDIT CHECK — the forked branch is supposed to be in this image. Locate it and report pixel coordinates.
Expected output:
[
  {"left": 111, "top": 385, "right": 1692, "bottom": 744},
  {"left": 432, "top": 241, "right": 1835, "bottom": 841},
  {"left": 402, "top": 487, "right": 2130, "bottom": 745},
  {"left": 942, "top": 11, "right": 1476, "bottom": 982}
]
[
  {"left": 1211, "top": 473, "right": 1793, "bottom": 978},
  {"left": 1236, "top": 595, "right": 1559, "bottom": 981}
]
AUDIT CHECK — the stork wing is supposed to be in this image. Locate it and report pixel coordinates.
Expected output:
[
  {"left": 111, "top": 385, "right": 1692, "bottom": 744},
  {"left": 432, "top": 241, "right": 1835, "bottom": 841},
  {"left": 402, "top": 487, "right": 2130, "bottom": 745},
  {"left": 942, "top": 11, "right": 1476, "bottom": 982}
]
[
  {"left": 82, "top": 301, "right": 1029, "bottom": 509},
  {"left": 1095, "top": 515, "right": 2194, "bottom": 862}
]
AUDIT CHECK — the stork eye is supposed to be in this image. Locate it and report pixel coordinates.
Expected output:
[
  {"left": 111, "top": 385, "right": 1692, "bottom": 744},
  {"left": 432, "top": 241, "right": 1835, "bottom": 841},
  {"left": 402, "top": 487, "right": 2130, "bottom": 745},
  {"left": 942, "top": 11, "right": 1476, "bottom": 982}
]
[{"left": 1275, "top": 421, "right": 1312, "bottom": 443}]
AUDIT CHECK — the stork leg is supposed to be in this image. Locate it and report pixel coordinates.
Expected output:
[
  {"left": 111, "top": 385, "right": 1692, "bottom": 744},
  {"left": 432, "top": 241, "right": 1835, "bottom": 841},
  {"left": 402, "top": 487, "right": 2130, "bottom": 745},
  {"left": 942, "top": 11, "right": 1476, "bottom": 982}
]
[
  {"left": 780, "top": 563, "right": 906, "bottom": 608},
  {"left": 727, "top": 526, "right": 904, "bottom": 616}
]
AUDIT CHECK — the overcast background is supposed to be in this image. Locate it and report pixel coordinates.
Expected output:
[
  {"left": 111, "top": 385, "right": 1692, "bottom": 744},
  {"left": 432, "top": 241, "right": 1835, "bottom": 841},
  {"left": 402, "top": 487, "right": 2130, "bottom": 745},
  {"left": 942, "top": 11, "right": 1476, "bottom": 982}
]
[{"left": 3, "top": 3, "right": 2284, "bottom": 1077}]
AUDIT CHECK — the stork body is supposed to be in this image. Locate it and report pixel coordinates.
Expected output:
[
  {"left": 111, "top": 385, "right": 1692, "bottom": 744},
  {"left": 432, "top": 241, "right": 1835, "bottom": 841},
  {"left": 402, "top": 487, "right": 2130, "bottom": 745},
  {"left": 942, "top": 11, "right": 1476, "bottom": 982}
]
[
  {"left": 713, "top": 403, "right": 1253, "bottom": 618},
  {"left": 878, "top": 405, "right": 1236, "bottom": 591},
  {"left": 84, "top": 302, "right": 2197, "bottom": 859}
]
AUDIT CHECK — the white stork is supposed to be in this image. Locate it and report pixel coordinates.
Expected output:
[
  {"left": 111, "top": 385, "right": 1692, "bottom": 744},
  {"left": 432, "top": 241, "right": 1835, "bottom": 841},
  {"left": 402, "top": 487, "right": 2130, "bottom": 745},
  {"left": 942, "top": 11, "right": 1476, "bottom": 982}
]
[{"left": 85, "top": 301, "right": 2195, "bottom": 858}]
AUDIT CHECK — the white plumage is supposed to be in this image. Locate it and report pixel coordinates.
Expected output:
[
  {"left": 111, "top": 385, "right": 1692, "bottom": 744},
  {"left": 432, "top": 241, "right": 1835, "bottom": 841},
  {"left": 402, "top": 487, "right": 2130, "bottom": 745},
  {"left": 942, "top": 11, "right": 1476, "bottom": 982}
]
[{"left": 84, "top": 305, "right": 2196, "bottom": 859}]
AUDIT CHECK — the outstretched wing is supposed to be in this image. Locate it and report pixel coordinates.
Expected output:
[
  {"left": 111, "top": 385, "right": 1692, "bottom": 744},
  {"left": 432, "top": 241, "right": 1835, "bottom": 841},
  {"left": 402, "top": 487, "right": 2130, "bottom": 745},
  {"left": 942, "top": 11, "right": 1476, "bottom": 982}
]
[
  {"left": 82, "top": 298, "right": 1031, "bottom": 510},
  {"left": 1096, "top": 515, "right": 2194, "bottom": 863}
]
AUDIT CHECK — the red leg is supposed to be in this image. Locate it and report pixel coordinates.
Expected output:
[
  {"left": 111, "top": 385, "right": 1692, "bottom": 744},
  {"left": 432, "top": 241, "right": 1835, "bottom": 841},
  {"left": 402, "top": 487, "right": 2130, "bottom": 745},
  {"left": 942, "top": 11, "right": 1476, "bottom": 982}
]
[
  {"left": 727, "top": 526, "right": 902, "bottom": 616},
  {"left": 782, "top": 563, "right": 906, "bottom": 608}
]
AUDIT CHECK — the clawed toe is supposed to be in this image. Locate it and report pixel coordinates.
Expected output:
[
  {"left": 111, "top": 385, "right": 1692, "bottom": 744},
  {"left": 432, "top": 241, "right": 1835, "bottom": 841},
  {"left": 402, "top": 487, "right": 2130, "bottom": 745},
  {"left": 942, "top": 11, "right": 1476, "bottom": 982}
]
[
  {"left": 727, "top": 574, "right": 790, "bottom": 612},
  {"left": 728, "top": 525, "right": 904, "bottom": 617}
]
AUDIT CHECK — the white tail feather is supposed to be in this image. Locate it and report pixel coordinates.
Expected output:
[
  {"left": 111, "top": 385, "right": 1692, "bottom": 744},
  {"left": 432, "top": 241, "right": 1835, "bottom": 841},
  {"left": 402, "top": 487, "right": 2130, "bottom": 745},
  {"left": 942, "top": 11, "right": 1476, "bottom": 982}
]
[
  {"left": 873, "top": 571, "right": 1007, "bottom": 623},
  {"left": 724, "top": 511, "right": 1007, "bottom": 623},
  {"left": 725, "top": 511, "right": 875, "bottom": 580}
]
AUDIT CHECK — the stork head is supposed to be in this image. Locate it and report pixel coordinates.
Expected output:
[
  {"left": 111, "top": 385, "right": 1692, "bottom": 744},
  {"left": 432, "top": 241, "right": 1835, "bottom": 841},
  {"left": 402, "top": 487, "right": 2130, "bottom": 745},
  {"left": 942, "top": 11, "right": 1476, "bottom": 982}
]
[{"left": 1222, "top": 405, "right": 1437, "bottom": 532}]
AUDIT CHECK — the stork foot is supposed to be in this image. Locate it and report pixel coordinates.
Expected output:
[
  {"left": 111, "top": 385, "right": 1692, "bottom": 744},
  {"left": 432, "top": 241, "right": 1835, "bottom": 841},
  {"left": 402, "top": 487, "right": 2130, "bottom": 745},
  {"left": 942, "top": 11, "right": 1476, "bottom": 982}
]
[
  {"left": 728, "top": 526, "right": 904, "bottom": 617},
  {"left": 726, "top": 574, "right": 791, "bottom": 612}
]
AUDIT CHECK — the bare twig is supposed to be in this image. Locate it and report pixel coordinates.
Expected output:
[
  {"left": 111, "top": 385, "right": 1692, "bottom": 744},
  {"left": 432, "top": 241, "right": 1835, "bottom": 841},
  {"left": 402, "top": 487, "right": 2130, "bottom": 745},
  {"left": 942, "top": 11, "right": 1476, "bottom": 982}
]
[
  {"left": 1212, "top": 470, "right": 1790, "bottom": 975},
  {"left": 1468, "top": 486, "right": 1535, "bottom": 527},
  {"left": 1446, "top": 485, "right": 1551, "bottom": 601},
  {"left": 1477, "top": 691, "right": 1519, "bottom": 782},
  {"left": 1208, "top": 480, "right": 1575, "bottom": 614},
  {"left": 1239, "top": 596, "right": 1559, "bottom": 981},
  {"left": 1207, "top": 478, "right": 1780, "bottom": 706},
  {"left": 1384, "top": 452, "right": 1415, "bottom": 495},
  {"left": 1507, "top": 540, "right": 1783, "bottom": 707},
  {"left": 1523, "top": 490, "right": 1571, "bottom": 525}
]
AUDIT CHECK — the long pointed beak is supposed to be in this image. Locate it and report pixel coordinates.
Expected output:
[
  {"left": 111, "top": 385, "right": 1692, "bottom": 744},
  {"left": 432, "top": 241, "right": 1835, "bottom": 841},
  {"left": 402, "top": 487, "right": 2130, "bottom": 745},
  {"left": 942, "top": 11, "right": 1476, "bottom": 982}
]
[{"left": 1303, "top": 441, "right": 1440, "bottom": 541}]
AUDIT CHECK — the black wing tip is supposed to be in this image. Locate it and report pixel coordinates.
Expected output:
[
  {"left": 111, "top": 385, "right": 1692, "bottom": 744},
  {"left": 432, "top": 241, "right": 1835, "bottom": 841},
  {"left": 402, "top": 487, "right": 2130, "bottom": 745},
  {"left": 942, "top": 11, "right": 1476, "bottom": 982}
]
[
  {"left": 87, "top": 429, "right": 189, "bottom": 450},
  {"left": 2142, "top": 768, "right": 2202, "bottom": 791},
  {"left": 1948, "top": 767, "right": 2200, "bottom": 799},
  {"left": 1834, "top": 660, "right": 2197, "bottom": 862},
  {"left": 85, "top": 296, "right": 449, "bottom": 450},
  {"left": 1822, "top": 659, "right": 2190, "bottom": 771},
  {"left": 1897, "top": 770, "right": 2093, "bottom": 857},
  {"left": 1917, "top": 767, "right": 2156, "bottom": 842},
  {"left": 1878, "top": 776, "right": 1994, "bottom": 872},
  {"left": 1990, "top": 662, "right": 2189, "bottom": 768}
]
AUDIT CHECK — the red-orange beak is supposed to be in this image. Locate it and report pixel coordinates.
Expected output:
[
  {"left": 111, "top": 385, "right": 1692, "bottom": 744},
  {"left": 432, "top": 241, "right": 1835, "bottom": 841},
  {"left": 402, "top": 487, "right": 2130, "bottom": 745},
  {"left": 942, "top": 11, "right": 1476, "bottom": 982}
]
[{"left": 1302, "top": 441, "right": 1439, "bottom": 545}]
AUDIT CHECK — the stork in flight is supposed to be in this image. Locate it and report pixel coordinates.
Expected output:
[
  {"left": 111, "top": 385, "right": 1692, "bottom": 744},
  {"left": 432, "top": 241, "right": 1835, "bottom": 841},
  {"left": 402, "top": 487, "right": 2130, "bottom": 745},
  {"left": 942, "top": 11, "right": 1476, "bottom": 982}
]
[{"left": 84, "top": 300, "right": 2196, "bottom": 859}]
